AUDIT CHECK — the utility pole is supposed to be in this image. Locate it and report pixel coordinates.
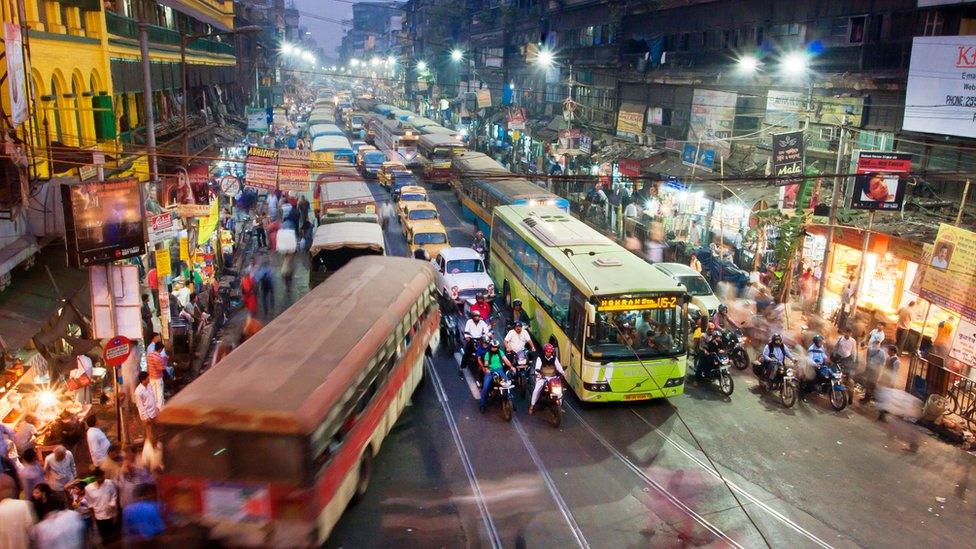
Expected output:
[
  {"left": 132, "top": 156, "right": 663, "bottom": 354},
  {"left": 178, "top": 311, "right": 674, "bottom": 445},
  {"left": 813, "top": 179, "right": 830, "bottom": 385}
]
[
  {"left": 137, "top": 7, "right": 158, "bottom": 183},
  {"left": 814, "top": 125, "right": 848, "bottom": 314}
]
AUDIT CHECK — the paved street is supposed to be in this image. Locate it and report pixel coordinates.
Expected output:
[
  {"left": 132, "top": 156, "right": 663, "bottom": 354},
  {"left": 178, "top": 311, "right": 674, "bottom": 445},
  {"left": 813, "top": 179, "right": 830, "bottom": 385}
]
[{"left": 324, "top": 184, "right": 976, "bottom": 548}]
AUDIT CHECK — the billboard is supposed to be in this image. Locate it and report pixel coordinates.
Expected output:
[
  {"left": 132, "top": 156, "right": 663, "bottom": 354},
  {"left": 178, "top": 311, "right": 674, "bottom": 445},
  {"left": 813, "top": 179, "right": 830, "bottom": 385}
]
[
  {"left": 904, "top": 35, "right": 976, "bottom": 138},
  {"left": 616, "top": 103, "right": 645, "bottom": 135},
  {"left": 849, "top": 152, "right": 911, "bottom": 210},
  {"left": 772, "top": 131, "right": 805, "bottom": 209},
  {"left": 920, "top": 223, "right": 976, "bottom": 321},
  {"left": 681, "top": 142, "right": 714, "bottom": 171},
  {"left": 245, "top": 146, "right": 279, "bottom": 191},
  {"left": 765, "top": 90, "right": 863, "bottom": 128},
  {"left": 3, "top": 23, "right": 27, "bottom": 125},
  {"left": 688, "top": 89, "right": 737, "bottom": 160},
  {"left": 278, "top": 149, "right": 311, "bottom": 193},
  {"left": 61, "top": 179, "right": 146, "bottom": 268},
  {"left": 148, "top": 211, "right": 178, "bottom": 245}
]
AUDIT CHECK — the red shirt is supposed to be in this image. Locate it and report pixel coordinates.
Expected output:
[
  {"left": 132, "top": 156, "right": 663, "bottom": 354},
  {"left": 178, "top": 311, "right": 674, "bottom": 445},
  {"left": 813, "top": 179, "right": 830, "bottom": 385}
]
[
  {"left": 470, "top": 301, "right": 491, "bottom": 320},
  {"left": 147, "top": 269, "right": 158, "bottom": 290},
  {"left": 147, "top": 351, "right": 167, "bottom": 379}
]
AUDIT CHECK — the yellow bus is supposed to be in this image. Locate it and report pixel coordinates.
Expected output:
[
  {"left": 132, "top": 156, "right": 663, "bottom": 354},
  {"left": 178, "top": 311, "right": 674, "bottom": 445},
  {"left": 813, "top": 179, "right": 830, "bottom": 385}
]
[{"left": 489, "top": 205, "right": 689, "bottom": 402}]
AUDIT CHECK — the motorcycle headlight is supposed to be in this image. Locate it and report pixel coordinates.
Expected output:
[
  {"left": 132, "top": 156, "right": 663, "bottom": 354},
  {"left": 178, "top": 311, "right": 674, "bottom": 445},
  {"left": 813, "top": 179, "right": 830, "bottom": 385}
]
[
  {"left": 786, "top": 368, "right": 794, "bottom": 376},
  {"left": 552, "top": 386, "right": 563, "bottom": 396}
]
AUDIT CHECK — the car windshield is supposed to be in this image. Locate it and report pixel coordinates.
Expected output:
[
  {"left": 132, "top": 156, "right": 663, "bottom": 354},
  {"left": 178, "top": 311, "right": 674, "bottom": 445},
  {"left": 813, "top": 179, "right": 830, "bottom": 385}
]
[
  {"left": 408, "top": 209, "right": 438, "bottom": 221},
  {"left": 678, "top": 275, "right": 713, "bottom": 296},
  {"left": 414, "top": 232, "right": 447, "bottom": 244},
  {"left": 394, "top": 173, "right": 416, "bottom": 184},
  {"left": 401, "top": 193, "right": 425, "bottom": 201},
  {"left": 586, "top": 304, "right": 685, "bottom": 361},
  {"left": 445, "top": 259, "right": 485, "bottom": 274}
]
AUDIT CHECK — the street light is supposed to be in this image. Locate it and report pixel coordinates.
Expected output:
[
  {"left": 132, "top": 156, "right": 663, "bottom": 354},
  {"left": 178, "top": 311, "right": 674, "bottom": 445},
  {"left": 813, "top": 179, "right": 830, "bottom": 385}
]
[
  {"left": 181, "top": 25, "right": 261, "bottom": 160},
  {"left": 450, "top": 48, "right": 463, "bottom": 62},
  {"left": 350, "top": 58, "right": 360, "bottom": 67},
  {"left": 370, "top": 56, "right": 382, "bottom": 66},
  {"left": 736, "top": 54, "right": 761, "bottom": 74},
  {"left": 387, "top": 55, "right": 396, "bottom": 66},
  {"left": 780, "top": 51, "right": 809, "bottom": 77},
  {"left": 536, "top": 48, "right": 555, "bottom": 68},
  {"left": 417, "top": 60, "right": 428, "bottom": 72}
]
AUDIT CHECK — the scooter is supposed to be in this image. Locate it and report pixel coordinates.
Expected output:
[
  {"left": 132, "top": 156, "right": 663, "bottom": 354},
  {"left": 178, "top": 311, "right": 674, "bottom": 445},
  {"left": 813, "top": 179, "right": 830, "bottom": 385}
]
[
  {"left": 695, "top": 349, "right": 734, "bottom": 396},
  {"left": 721, "top": 329, "right": 751, "bottom": 371},
  {"left": 807, "top": 363, "right": 848, "bottom": 411},
  {"left": 753, "top": 358, "right": 799, "bottom": 408},
  {"left": 534, "top": 375, "right": 564, "bottom": 427},
  {"left": 483, "top": 370, "right": 515, "bottom": 421}
]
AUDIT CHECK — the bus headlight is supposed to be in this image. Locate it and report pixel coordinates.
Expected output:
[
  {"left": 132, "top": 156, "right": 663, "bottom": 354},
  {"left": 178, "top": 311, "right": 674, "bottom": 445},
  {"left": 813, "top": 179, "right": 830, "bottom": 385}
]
[
  {"left": 583, "top": 381, "right": 611, "bottom": 392},
  {"left": 664, "top": 377, "right": 685, "bottom": 388}
]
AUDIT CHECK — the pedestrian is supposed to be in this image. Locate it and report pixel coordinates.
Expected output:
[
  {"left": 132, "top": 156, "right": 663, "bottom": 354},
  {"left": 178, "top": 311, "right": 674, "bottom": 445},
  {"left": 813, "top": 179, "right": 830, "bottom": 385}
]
[
  {"left": 32, "top": 497, "right": 84, "bottom": 549},
  {"left": 83, "top": 468, "right": 120, "bottom": 546},
  {"left": 43, "top": 445, "right": 76, "bottom": 492},
  {"left": 896, "top": 300, "right": 917, "bottom": 352},
  {"left": 29, "top": 483, "right": 61, "bottom": 520},
  {"left": 688, "top": 220, "right": 702, "bottom": 248},
  {"left": 798, "top": 268, "right": 815, "bottom": 312},
  {"left": 0, "top": 473, "right": 36, "bottom": 549},
  {"left": 122, "top": 484, "right": 165, "bottom": 542},
  {"left": 258, "top": 260, "right": 276, "bottom": 315},
  {"left": 622, "top": 231, "right": 642, "bottom": 255},
  {"left": 689, "top": 253, "right": 702, "bottom": 274},
  {"left": 70, "top": 354, "right": 93, "bottom": 405},
  {"left": 140, "top": 294, "right": 153, "bottom": 343},
  {"left": 98, "top": 444, "right": 123, "bottom": 482},
  {"left": 17, "top": 448, "right": 44, "bottom": 498},
  {"left": 146, "top": 266, "right": 159, "bottom": 312},
  {"left": 253, "top": 213, "right": 268, "bottom": 248},
  {"left": 297, "top": 195, "right": 311, "bottom": 227},
  {"left": 12, "top": 413, "right": 38, "bottom": 455},
  {"left": 134, "top": 372, "right": 160, "bottom": 443},
  {"left": 240, "top": 313, "right": 264, "bottom": 344},
  {"left": 117, "top": 446, "right": 153, "bottom": 509},
  {"left": 241, "top": 271, "right": 259, "bottom": 316},
  {"left": 146, "top": 335, "right": 167, "bottom": 406},
  {"left": 877, "top": 344, "right": 905, "bottom": 423},
  {"left": 831, "top": 328, "right": 858, "bottom": 405},
  {"left": 281, "top": 253, "right": 295, "bottom": 301},
  {"left": 85, "top": 415, "right": 111, "bottom": 470},
  {"left": 861, "top": 321, "right": 887, "bottom": 403}
]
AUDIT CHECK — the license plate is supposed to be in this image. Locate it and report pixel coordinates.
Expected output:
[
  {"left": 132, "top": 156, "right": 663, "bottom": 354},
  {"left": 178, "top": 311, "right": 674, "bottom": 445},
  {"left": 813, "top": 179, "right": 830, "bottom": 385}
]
[{"left": 625, "top": 393, "right": 651, "bottom": 401}]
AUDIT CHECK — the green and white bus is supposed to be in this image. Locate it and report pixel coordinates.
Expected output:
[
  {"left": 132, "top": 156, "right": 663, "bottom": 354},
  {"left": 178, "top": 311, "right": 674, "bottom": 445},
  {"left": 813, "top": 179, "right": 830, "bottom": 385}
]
[{"left": 489, "top": 205, "right": 689, "bottom": 402}]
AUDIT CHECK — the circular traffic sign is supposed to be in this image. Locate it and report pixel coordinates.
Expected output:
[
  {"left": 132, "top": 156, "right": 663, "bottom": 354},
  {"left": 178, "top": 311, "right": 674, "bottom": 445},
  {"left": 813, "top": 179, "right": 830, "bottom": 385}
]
[{"left": 103, "top": 336, "right": 133, "bottom": 367}]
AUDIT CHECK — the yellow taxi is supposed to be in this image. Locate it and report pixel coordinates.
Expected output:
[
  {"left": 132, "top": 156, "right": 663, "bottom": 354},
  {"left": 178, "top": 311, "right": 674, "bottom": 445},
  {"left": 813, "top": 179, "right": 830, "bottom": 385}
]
[
  {"left": 400, "top": 201, "right": 440, "bottom": 237},
  {"left": 377, "top": 160, "right": 407, "bottom": 188},
  {"left": 407, "top": 219, "right": 450, "bottom": 259},
  {"left": 396, "top": 185, "right": 428, "bottom": 214}
]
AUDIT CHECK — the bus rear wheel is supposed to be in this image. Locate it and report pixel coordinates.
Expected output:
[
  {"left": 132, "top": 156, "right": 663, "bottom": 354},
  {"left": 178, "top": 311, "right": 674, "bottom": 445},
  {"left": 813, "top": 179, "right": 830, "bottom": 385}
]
[{"left": 351, "top": 451, "right": 373, "bottom": 504}]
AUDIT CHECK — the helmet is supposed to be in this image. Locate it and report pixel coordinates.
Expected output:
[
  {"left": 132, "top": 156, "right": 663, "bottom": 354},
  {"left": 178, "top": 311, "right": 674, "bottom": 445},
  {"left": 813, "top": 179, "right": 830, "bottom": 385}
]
[
  {"left": 812, "top": 335, "right": 824, "bottom": 346},
  {"left": 512, "top": 299, "right": 522, "bottom": 307},
  {"left": 514, "top": 321, "right": 523, "bottom": 328},
  {"left": 490, "top": 339, "right": 500, "bottom": 348},
  {"left": 711, "top": 330, "right": 723, "bottom": 339},
  {"left": 770, "top": 333, "right": 782, "bottom": 343},
  {"left": 476, "top": 293, "right": 485, "bottom": 301},
  {"left": 543, "top": 343, "right": 555, "bottom": 354},
  {"left": 718, "top": 304, "right": 728, "bottom": 314},
  {"left": 471, "top": 309, "right": 481, "bottom": 317}
]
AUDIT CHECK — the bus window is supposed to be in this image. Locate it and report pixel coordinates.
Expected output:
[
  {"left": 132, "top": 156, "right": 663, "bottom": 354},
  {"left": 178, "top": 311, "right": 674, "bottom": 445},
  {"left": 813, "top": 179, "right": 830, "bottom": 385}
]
[
  {"left": 164, "top": 428, "right": 305, "bottom": 484},
  {"left": 586, "top": 306, "right": 684, "bottom": 361}
]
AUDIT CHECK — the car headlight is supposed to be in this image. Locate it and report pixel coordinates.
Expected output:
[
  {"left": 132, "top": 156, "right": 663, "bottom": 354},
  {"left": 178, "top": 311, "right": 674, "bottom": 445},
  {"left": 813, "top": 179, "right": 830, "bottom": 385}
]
[{"left": 450, "top": 286, "right": 459, "bottom": 299}]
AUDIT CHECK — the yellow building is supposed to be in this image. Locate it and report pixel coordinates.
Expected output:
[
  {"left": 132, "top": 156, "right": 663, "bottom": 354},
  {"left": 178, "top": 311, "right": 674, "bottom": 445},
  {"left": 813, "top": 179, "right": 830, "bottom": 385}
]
[{"left": 0, "top": 0, "right": 236, "bottom": 181}]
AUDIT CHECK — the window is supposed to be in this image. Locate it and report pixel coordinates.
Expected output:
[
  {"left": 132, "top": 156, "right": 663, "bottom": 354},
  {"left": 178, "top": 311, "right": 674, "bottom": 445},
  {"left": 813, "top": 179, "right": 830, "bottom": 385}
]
[{"left": 922, "top": 10, "right": 944, "bottom": 36}]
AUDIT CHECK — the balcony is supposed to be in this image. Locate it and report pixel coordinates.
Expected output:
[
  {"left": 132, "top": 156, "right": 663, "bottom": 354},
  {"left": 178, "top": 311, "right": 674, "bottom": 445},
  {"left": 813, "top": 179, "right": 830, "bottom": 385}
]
[{"left": 105, "top": 12, "right": 235, "bottom": 56}]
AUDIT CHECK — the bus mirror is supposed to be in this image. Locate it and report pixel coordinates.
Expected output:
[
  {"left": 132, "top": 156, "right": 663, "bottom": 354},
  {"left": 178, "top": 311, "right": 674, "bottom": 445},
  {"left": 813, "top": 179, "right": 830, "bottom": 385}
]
[
  {"left": 585, "top": 302, "right": 596, "bottom": 324},
  {"left": 682, "top": 293, "right": 692, "bottom": 305}
]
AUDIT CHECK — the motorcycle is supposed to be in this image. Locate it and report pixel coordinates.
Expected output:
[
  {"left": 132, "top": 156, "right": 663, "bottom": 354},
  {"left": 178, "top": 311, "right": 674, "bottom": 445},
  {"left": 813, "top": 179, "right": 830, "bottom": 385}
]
[
  {"left": 483, "top": 371, "right": 515, "bottom": 421},
  {"left": 807, "top": 363, "right": 848, "bottom": 411},
  {"left": 463, "top": 334, "right": 490, "bottom": 380},
  {"left": 752, "top": 358, "right": 799, "bottom": 408},
  {"left": 695, "top": 349, "right": 734, "bottom": 396},
  {"left": 510, "top": 349, "right": 532, "bottom": 398},
  {"left": 535, "top": 375, "right": 564, "bottom": 427},
  {"left": 721, "top": 329, "right": 750, "bottom": 371}
]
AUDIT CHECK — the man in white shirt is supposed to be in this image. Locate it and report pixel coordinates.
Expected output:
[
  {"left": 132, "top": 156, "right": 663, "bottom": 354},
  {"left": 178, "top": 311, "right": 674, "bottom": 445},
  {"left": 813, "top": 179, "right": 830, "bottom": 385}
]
[
  {"left": 832, "top": 327, "right": 858, "bottom": 405},
  {"left": 504, "top": 321, "right": 535, "bottom": 359},
  {"left": 462, "top": 310, "right": 491, "bottom": 372},
  {"left": 0, "top": 473, "right": 36, "bottom": 549},
  {"left": 85, "top": 415, "right": 111, "bottom": 467},
  {"left": 84, "top": 468, "right": 119, "bottom": 545},
  {"left": 134, "top": 372, "right": 160, "bottom": 442},
  {"left": 43, "top": 445, "right": 76, "bottom": 491},
  {"left": 174, "top": 282, "right": 192, "bottom": 309}
]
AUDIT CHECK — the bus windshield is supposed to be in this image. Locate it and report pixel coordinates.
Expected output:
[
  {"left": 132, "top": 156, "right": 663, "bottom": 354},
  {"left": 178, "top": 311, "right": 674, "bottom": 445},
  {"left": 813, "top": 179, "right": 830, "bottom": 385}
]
[
  {"left": 586, "top": 306, "right": 684, "bottom": 361},
  {"left": 431, "top": 147, "right": 455, "bottom": 160},
  {"left": 162, "top": 426, "right": 305, "bottom": 484},
  {"left": 414, "top": 232, "right": 447, "bottom": 245},
  {"left": 398, "top": 136, "right": 419, "bottom": 147}
]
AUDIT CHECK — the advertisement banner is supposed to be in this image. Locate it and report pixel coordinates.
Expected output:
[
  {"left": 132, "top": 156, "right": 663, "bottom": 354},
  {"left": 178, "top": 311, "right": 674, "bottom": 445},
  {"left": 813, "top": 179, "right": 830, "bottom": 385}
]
[
  {"left": 507, "top": 107, "right": 526, "bottom": 130},
  {"left": 309, "top": 151, "right": 334, "bottom": 173},
  {"left": 765, "top": 90, "right": 864, "bottom": 128},
  {"left": 772, "top": 131, "right": 805, "bottom": 208},
  {"left": 688, "top": 89, "right": 737, "bottom": 160},
  {"left": 616, "top": 103, "right": 645, "bottom": 135},
  {"left": 904, "top": 36, "right": 976, "bottom": 138},
  {"left": 163, "top": 165, "right": 211, "bottom": 217},
  {"left": 148, "top": 212, "right": 178, "bottom": 245},
  {"left": 197, "top": 200, "right": 220, "bottom": 245},
  {"left": 580, "top": 134, "right": 591, "bottom": 154},
  {"left": 61, "top": 179, "right": 145, "bottom": 268},
  {"left": 920, "top": 223, "right": 976, "bottom": 321},
  {"left": 681, "top": 143, "right": 714, "bottom": 171},
  {"left": 155, "top": 249, "right": 171, "bottom": 278},
  {"left": 179, "top": 236, "right": 189, "bottom": 261},
  {"left": 850, "top": 152, "right": 911, "bottom": 210},
  {"left": 278, "top": 149, "right": 311, "bottom": 193},
  {"left": 476, "top": 89, "right": 492, "bottom": 109},
  {"left": 949, "top": 318, "right": 976, "bottom": 367},
  {"left": 246, "top": 107, "right": 268, "bottom": 132},
  {"left": 245, "top": 146, "right": 279, "bottom": 191},
  {"left": 3, "top": 23, "right": 27, "bottom": 125},
  {"left": 617, "top": 158, "right": 641, "bottom": 177}
]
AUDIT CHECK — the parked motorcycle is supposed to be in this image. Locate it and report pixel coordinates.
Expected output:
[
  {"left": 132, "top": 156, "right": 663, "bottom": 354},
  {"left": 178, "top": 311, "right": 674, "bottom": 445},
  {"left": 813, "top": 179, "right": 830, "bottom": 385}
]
[
  {"left": 695, "top": 349, "right": 734, "bottom": 396},
  {"left": 807, "top": 363, "right": 848, "bottom": 411},
  {"left": 534, "top": 375, "right": 564, "bottom": 427},
  {"left": 483, "top": 372, "right": 515, "bottom": 421},
  {"left": 721, "top": 329, "right": 750, "bottom": 371},
  {"left": 753, "top": 358, "right": 798, "bottom": 408}
]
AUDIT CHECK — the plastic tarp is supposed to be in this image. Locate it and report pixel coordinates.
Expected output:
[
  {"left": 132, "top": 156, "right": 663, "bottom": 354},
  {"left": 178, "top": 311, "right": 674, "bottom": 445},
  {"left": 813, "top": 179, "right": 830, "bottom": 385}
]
[{"left": 310, "top": 222, "right": 385, "bottom": 255}]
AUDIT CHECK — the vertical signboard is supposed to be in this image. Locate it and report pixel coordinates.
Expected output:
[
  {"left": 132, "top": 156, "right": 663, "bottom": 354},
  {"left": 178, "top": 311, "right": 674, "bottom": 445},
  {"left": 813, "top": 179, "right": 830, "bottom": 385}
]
[
  {"left": 245, "top": 146, "right": 279, "bottom": 191},
  {"left": 3, "top": 23, "right": 27, "bottom": 125},
  {"left": 772, "top": 130, "right": 805, "bottom": 209},
  {"left": 278, "top": 149, "right": 311, "bottom": 193},
  {"left": 688, "top": 89, "right": 737, "bottom": 160},
  {"left": 90, "top": 265, "right": 142, "bottom": 340},
  {"left": 850, "top": 152, "right": 911, "bottom": 210},
  {"left": 920, "top": 223, "right": 976, "bottom": 321}
]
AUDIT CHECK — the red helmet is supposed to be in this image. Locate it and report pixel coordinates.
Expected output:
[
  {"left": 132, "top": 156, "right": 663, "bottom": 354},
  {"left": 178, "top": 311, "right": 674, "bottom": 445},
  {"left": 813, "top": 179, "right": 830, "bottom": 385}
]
[{"left": 543, "top": 343, "right": 555, "bottom": 355}]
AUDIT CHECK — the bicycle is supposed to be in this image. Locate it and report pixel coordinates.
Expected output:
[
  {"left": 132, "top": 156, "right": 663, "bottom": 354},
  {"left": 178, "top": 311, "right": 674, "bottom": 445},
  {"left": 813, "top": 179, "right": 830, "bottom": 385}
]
[{"left": 944, "top": 378, "right": 976, "bottom": 431}]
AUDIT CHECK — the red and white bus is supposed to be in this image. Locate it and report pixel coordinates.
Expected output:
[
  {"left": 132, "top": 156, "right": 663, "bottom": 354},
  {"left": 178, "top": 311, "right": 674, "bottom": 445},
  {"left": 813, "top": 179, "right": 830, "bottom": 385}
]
[
  {"left": 418, "top": 133, "right": 467, "bottom": 184},
  {"left": 157, "top": 256, "right": 440, "bottom": 547},
  {"left": 366, "top": 115, "right": 420, "bottom": 167}
]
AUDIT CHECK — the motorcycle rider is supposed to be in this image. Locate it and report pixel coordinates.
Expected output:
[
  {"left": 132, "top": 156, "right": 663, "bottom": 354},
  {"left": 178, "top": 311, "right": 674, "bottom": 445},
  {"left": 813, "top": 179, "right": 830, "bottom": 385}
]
[
  {"left": 696, "top": 329, "right": 725, "bottom": 379},
  {"left": 711, "top": 304, "right": 734, "bottom": 330},
  {"left": 510, "top": 299, "right": 531, "bottom": 328},
  {"left": 805, "top": 335, "right": 830, "bottom": 391},
  {"left": 504, "top": 321, "right": 535, "bottom": 361},
  {"left": 462, "top": 309, "right": 491, "bottom": 373},
  {"left": 761, "top": 333, "right": 795, "bottom": 386},
  {"left": 479, "top": 339, "right": 514, "bottom": 412},
  {"left": 529, "top": 343, "right": 565, "bottom": 414},
  {"left": 472, "top": 230, "right": 487, "bottom": 258},
  {"left": 470, "top": 292, "right": 491, "bottom": 321}
]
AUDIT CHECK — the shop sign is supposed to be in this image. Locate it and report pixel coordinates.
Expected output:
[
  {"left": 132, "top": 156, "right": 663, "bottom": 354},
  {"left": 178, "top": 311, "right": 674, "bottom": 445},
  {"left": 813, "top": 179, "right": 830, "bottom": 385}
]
[
  {"left": 507, "top": 107, "right": 526, "bottom": 130},
  {"left": 850, "top": 152, "right": 911, "bottom": 210},
  {"left": 616, "top": 103, "right": 645, "bottom": 135},
  {"left": 920, "top": 223, "right": 976, "bottom": 322},
  {"left": 246, "top": 107, "right": 268, "bottom": 132},
  {"left": 219, "top": 175, "right": 239, "bottom": 197},
  {"left": 78, "top": 164, "right": 97, "bottom": 181},
  {"left": 580, "top": 134, "right": 591, "bottom": 154},
  {"left": 681, "top": 143, "right": 714, "bottom": 171},
  {"left": 476, "top": 89, "right": 492, "bottom": 109},
  {"left": 90, "top": 264, "right": 142, "bottom": 340},
  {"left": 765, "top": 89, "right": 863, "bottom": 129},
  {"left": 103, "top": 336, "right": 132, "bottom": 367},
  {"left": 60, "top": 178, "right": 145, "bottom": 268},
  {"left": 3, "top": 23, "right": 26, "bottom": 125},
  {"left": 162, "top": 165, "right": 211, "bottom": 218},
  {"left": 597, "top": 295, "right": 679, "bottom": 312},
  {"left": 688, "top": 89, "right": 737, "bottom": 160},
  {"left": 949, "top": 318, "right": 976, "bottom": 366},
  {"left": 309, "top": 151, "right": 334, "bottom": 173},
  {"left": 904, "top": 36, "right": 976, "bottom": 138},
  {"left": 772, "top": 130, "right": 804, "bottom": 209},
  {"left": 179, "top": 236, "right": 189, "bottom": 261},
  {"left": 618, "top": 157, "right": 641, "bottom": 177},
  {"left": 197, "top": 200, "right": 220, "bottom": 246},
  {"left": 664, "top": 138, "right": 680, "bottom": 151},
  {"left": 278, "top": 148, "right": 311, "bottom": 193},
  {"left": 156, "top": 248, "right": 171, "bottom": 278},
  {"left": 245, "top": 146, "right": 279, "bottom": 191},
  {"left": 148, "top": 212, "right": 177, "bottom": 245}
]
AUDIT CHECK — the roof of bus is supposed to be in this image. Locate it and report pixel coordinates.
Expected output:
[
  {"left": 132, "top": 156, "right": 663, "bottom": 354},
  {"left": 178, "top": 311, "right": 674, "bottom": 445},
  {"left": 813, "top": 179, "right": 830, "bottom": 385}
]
[
  {"left": 408, "top": 116, "right": 441, "bottom": 128},
  {"left": 452, "top": 151, "right": 509, "bottom": 174},
  {"left": 320, "top": 180, "right": 373, "bottom": 202},
  {"left": 157, "top": 256, "right": 435, "bottom": 434},
  {"left": 398, "top": 185, "right": 426, "bottom": 194},
  {"left": 492, "top": 205, "right": 685, "bottom": 297},
  {"left": 419, "top": 133, "right": 465, "bottom": 147},
  {"left": 312, "top": 135, "right": 353, "bottom": 151},
  {"left": 309, "top": 123, "right": 343, "bottom": 135},
  {"left": 421, "top": 126, "right": 457, "bottom": 136},
  {"left": 476, "top": 177, "right": 561, "bottom": 202}
]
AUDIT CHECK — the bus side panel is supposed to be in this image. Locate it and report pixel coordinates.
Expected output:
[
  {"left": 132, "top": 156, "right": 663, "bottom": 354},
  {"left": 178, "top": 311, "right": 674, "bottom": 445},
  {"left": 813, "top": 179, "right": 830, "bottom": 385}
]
[{"left": 315, "top": 309, "right": 439, "bottom": 544}]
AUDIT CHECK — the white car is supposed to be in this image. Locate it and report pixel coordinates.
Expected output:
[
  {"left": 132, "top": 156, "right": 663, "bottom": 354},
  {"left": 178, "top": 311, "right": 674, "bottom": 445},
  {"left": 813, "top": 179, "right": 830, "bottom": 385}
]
[
  {"left": 652, "top": 262, "right": 721, "bottom": 318},
  {"left": 432, "top": 247, "right": 495, "bottom": 304}
]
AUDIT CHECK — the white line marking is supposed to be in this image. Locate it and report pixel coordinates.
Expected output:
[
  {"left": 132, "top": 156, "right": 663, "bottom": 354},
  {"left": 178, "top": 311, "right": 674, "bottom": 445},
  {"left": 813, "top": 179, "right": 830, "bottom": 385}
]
[
  {"left": 628, "top": 409, "right": 834, "bottom": 549},
  {"left": 426, "top": 357, "right": 503, "bottom": 549},
  {"left": 512, "top": 417, "right": 590, "bottom": 549},
  {"left": 564, "top": 405, "right": 743, "bottom": 548}
]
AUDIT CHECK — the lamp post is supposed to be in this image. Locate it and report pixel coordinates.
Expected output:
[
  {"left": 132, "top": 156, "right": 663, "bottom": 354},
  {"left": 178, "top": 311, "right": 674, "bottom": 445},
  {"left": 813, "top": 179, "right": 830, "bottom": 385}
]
[{"left": 180, "top": 26, "right": 261, "bottom": 162}]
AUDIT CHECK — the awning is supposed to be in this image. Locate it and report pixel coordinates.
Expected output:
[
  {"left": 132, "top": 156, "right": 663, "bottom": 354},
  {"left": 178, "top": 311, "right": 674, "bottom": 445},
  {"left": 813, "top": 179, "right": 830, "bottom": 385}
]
[{"left": 0, "top": 246, "right": 88, "bottom": 352}]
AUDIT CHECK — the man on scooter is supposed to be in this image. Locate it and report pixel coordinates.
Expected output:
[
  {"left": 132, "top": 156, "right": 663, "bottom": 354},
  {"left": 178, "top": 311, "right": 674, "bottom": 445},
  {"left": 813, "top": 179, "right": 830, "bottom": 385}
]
[
  {"left": 696, "top": 329, "right": 725, "bottom": 379},
  {"left": 463, "top": 309, "right": 491, "bottom": 373},
  {"left": 509, "top": 299, "right": 531, "bottom": 328},
  {"left": 479, "top": 339, "right": 514, "bottom": 412},
  {"left": 761, "top": 333, "right": 795, "bottom": 386},
  {"left": 529, "top": 343, "right": 565, "bottom": 414},
  {"left": 805, "top": 334, "right": 830, "bottom": 391}
]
